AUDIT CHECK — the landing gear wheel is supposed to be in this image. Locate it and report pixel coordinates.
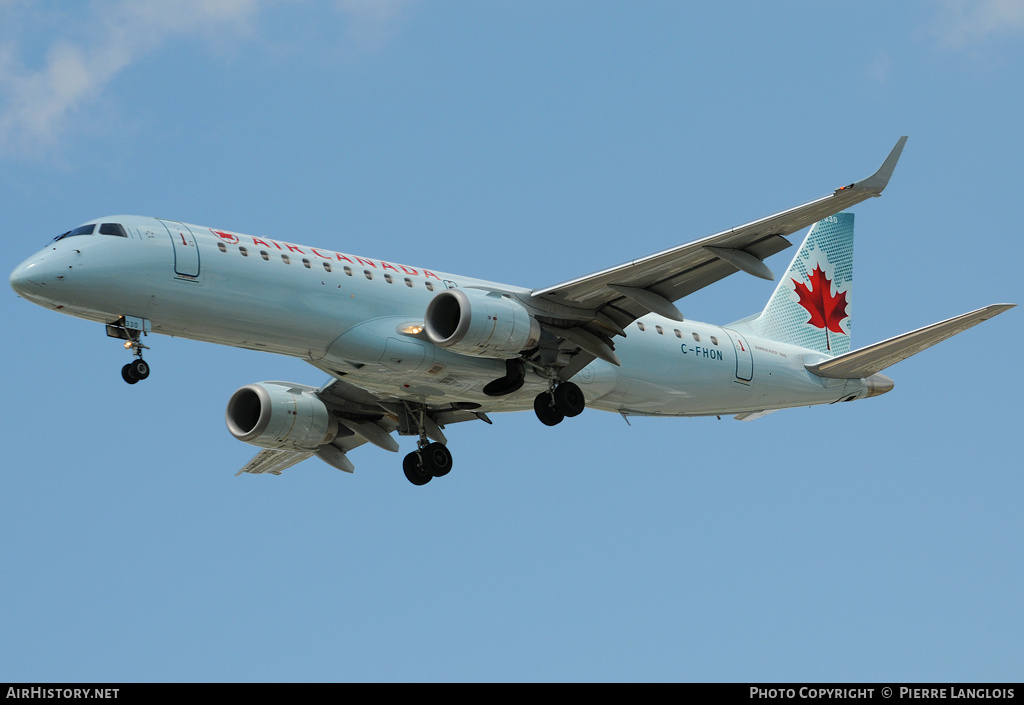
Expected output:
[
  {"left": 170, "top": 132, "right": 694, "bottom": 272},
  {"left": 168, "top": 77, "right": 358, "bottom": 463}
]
[
  {"left": 553, "top": 382, "right": 585, "bottom": 417},
  {"left": 534, "top": 392, "right": 564, "bottom": 426},
  {"left": 129, "top": 359, "right": 150, "bottom": 380},
  {"left": 420, "top": 442, "right": 453, "bottom": 477},
  {"left": 403, "top": 452, "right": 433, "bottom": 486},
  {"left": 121, "top": 364, "right": 139, "bottom": 385}
]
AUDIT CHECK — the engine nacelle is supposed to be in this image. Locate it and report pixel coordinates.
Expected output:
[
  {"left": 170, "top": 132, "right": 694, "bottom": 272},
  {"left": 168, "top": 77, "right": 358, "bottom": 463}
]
[
  {"left": 226, "top": 382, "right": 338, "bottom": 451},
  {"left": 424, "top": 288, "right": 541, "bottom": 359}
]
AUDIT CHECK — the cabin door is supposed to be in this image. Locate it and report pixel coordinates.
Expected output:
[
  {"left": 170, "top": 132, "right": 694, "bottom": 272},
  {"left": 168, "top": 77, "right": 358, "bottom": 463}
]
[
  {"left": 161, "top": 220, "right": 200, "bottom": 278},
  {"left": 724, "top": 329, "right": 753, "bottom": 383}
]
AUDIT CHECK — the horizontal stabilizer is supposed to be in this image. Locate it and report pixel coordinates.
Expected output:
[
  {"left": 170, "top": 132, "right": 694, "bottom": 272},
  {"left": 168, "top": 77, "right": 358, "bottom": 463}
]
[{"left": 806, "top": 304, "right": 1015, "bottom": 379}]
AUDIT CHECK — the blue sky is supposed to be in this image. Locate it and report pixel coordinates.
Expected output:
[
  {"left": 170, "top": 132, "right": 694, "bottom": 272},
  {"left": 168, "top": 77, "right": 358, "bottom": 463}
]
[{"left": 2, "top": 1, "right": 1022, "bottom": 683}]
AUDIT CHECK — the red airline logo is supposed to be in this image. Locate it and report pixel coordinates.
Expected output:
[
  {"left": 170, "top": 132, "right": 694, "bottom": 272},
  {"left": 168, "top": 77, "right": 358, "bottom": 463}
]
[
  {"left": 792, "top": 262, "right": 849, "bottom": 351},
  {"left": 211, "top": 229, "right": 239, "bottom": 245},
  {"left": 208, "top": 228, "right": 441, "bottom": 280}
]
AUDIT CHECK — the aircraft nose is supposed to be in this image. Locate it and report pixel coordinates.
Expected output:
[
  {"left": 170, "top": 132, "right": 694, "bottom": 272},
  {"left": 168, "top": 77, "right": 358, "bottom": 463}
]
[
  {"left": 10, "top": 258, "right": 43, "bottom": 298},
  {"left": 9, "top": 248, "right": 64, "bottom": 304}
]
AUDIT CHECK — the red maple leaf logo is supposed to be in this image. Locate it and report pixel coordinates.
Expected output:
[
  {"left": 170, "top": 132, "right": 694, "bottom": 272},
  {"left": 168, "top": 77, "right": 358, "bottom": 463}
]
[
  {"left": 792, "top": 263, "right": 849, "bottom": 351},
  {"left": 210, "top": 229, "right": 239, "bottom": 244}
]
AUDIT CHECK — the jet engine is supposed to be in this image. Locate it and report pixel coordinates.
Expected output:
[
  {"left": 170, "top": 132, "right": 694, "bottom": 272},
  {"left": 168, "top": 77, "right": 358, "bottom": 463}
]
[
  {"left": 226, "top": 382, "right": 338, "bottom": 451},
  {"left": 424, "top": 288, "right": 541, "bottom": 359}
]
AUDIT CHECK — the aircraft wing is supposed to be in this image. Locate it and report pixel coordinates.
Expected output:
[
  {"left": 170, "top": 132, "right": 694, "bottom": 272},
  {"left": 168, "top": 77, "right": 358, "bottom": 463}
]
[
  {"left": 532, "top": 137, "right": 908, "bottom": 333},
  {"left": 237, "top": 366, "right": 492, "bottom": 477}
]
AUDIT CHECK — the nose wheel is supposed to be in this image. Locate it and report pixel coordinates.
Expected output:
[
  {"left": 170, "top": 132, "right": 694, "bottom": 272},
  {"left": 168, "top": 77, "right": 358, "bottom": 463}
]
[{"left": 121, "top": 358, "right": 150, "bottom": 385}]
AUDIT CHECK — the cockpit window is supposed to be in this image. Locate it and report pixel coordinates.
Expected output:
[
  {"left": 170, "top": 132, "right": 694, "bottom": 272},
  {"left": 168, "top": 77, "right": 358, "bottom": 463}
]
[
  {"left": 99, "top": 223, "right": 128, "bottom": 237},
  {"left": 53, "top": 224, "right": 96, "bottom": 241}
]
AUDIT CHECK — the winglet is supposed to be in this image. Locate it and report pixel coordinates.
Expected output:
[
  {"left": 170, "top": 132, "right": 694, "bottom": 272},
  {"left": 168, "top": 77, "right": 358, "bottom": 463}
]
[{"left": 836, "top": 136, "right": 908, "bottom": 196}]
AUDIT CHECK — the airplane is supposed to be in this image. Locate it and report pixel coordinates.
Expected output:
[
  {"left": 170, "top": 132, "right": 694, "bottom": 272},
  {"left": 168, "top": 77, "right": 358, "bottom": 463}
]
[{"left": 9, "top": 137, "right": 1015, "bottom": 485}]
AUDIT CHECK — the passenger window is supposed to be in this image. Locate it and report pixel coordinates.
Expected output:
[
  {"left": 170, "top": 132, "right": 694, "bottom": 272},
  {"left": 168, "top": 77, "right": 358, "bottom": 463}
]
[
  {"left": 405, "top": 277, "right": 413, "bottom": 287},
  {"left": 674, "top": 329, "right": 682, "bottom": 338},
  {"left": 364, "top": 270, "right": 373, "bottom": 280},
  {"left": 302, "top": 258, "right": 311, "bottom": 269},
  {"left": 637, "top": 322, "right": 646, "bottom": 332},
  {"left": 692, "top": 332, "right": 700, "bottom": 342},
  {"left": 260, "top": 251, "right": 269, "bottom": 261},
  {"left": 281, "top": 254, "right": 291, "bottom": 264},
  {"left": 384, "top": 274, "right": 393, "bottom": 284},
  {"left": 425, "top": 281, "right": 434, "bottom": 291},
  {"left": 99, "top": 223, "right": 128, "bottom": 237},
  {"left": 217, "top": 242, "right": 227, "bottom": 252},
  {"left": 655, "top": 325, "right": 664, "bottom": 335},
  {"left": 323, "top": 262, "right": 332, "bottom": 273},
  {"left": 239, "top": 246, "right": 249, "bottom": 257},
  {"left": 710, "top": 336, "right": 719, "bottom": 345},
  {"left": 343, "top": 266, "right": 353, "bottom": 276}
]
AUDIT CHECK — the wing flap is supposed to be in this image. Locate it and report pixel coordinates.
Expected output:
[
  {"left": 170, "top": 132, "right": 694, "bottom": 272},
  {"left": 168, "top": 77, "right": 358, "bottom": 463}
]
[
  {"left": 236, "top": 449, "right": 314, "bottom": 476},
  {"left": 806, "top": 304, "right": 1015, "bottom": 379},
  {"left": 734, "top": 409, "right": 781, "bottom": 421}
]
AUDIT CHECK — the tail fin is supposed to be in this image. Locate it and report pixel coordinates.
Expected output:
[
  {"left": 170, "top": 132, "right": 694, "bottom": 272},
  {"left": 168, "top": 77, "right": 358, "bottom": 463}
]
[{"left": 745, "top": 212, "right": 854, "bottom": 355}]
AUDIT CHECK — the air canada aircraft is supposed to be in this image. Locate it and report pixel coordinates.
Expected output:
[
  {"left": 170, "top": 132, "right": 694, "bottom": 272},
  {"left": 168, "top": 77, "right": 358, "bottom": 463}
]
[{"left": 9, "top": 137, "right": 1015, "bottom": 485}]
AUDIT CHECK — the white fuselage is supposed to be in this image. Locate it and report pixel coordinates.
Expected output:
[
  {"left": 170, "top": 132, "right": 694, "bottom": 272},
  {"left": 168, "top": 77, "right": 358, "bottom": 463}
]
[{"left": 10, "top": 216, "right": 872, "bottom": 417}]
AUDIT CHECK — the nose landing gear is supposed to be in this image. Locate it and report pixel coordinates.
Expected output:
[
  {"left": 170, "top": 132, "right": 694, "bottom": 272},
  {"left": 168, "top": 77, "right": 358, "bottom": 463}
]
[
  {"left": 121, "top": 357, "right": 150, "bottom": 385},
  {"left": 107, "top": 316, "right": 152, "bottom": 385}
]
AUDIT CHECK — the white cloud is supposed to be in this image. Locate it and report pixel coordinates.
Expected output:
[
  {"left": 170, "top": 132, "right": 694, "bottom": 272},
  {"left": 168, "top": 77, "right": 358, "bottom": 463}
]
[
  {"left": 930, "top": 0, "right": 1024, "bottom": 48},
  {"left": 0, "top": 0, "right": 268, "bottom": 155},
  {"left": 0, "top": 0, "right": 413, "bottom": 157},
  {"left": 335, "top": 0, "right": 414, "bottom": 54},
  {"left": 866, "top": 49, "right": 892, "bottom": 84}
]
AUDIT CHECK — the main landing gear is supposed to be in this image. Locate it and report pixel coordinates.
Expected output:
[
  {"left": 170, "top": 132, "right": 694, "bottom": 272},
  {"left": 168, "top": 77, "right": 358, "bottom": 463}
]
[
  {"left": 402, "top": 442, "right": 453, "bottom": 486},
  {"left": 401, "top": 380, "right": 584, "bottom": 485},
  {"left": 399, "top": 402, "right": 454, "bottom": 486},
  {"left": 533, "top": 381, "right": 585, "bottom": 426}
]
